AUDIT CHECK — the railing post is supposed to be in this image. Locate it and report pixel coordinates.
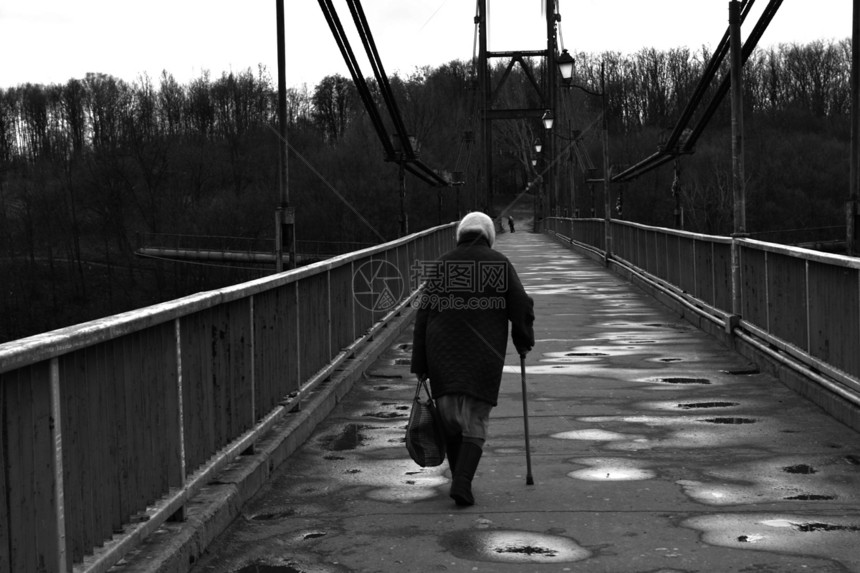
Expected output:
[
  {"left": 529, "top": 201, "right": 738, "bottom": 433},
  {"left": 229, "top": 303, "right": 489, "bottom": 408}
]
[
  {"left": 249, "top": 296, "right": 256, "bottom": 424},
  {"left": 173, "top": 319, "right": 187, "bottom": 521},
  {"left": 805, "top": 260, "right": 812, "bottom": 354},
  {"left": 729, "top": 239, "right": 743, "bottom": 335},
  {"left": 712, "top": 242, "right": 718, "bottom": 309},
  {"left": 327, "top": 269, "right": 333, "bottom": 360},
  {"left": 692, "top": 238, "right": 698, "bottom": 301},
  {"left": 764, "top": 251, "right": 771, "bottom": 332},
  {"left": 50, "top": 358, "right": 68, "bottom": 573},
  {"left": 351, "top": 260, "right": 357, "bottom": 344},
  {"left": 294, "top": 281, "right": 302, "bottom": 410}
]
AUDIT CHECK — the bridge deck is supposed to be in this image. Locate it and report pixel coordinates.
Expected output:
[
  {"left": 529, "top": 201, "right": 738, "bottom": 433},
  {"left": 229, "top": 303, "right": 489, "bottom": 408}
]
[{"left": 123, "top": 231, "right": 860, "bottom": 573}]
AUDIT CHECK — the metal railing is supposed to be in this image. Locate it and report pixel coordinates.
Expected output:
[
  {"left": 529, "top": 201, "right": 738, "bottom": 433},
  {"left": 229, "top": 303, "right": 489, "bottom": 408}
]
[
  {"left": 135, "top": 233, "right": 378, "bottom": 264},
  {"left": 546, "top": 216, "right": 860, "bottom": 407},
  {"left": 0, "top": 223, "right": 455, "bottom": 573}
]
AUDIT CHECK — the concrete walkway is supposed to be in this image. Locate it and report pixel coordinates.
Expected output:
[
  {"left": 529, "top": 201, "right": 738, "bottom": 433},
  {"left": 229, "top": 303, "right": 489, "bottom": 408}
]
[{"left": 185, "top": 231, "right": 860, "bottom": 573}]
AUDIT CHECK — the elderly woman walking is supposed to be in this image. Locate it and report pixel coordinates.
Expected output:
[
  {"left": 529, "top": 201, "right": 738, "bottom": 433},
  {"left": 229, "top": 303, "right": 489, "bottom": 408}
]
[{"left": 411, "top": 212, "right": 535, "bottom": 506}]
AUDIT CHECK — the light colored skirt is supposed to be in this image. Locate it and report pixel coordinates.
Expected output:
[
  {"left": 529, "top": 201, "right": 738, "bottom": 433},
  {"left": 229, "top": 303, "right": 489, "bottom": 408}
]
[{"left": 436, "top": 394, "right": 493, "bottom": 442}]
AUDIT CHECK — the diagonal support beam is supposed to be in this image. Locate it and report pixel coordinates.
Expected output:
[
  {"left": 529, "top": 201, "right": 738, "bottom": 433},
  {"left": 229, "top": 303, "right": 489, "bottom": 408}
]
[{"left": 614, "top": 0, "right": 783, "bottom": 183}]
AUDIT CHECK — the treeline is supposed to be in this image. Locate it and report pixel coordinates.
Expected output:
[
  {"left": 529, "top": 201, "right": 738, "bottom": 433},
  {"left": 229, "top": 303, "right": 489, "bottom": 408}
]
[
  {"left": 0, "top": 39, "right": 852, "bottom": 341},
  {"left": 566, "top": 40, "right": 851, "bottom": 234},
  {"left": 0, "top": 61, "right": 477, "bottom": 341}
]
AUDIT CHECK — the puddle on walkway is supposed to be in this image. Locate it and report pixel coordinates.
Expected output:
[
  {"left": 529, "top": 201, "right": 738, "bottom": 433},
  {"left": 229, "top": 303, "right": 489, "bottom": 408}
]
[
  {"left": 231, "top": 558, "right": 346, "bottom": 573},
  {"left": 601, "top": 321, "right": 690, "bottom": 331},
  {"left": 648, "top": 376, "right": 711, "bottom": 385},
  {"left": 361, "top": 407, "right": 409, "bottom": 419},
  {"left": 502, "top": 364, "right": 593, "bottom": 375},
  {"left": 572, "top": 414, "right": 785, "bottom": 452},
  {"left": 784, "top": 464, "right": 817, "bottom": 474},
  {"left": 640, "top": 400, "right": 742, "bottom": 412},
  {"left": 676, "top": 455, "right": 859, "bottom": 505},
  {"left": 567, "top": 457, "right": 656, "bottom": 481},
  {"left": 248, "top": 509, "right": 296, "bottom": 521},
  {"left": 699, "top": 417, "right": 757, "bottom": 425},
  {"left": 364, "top": 371, "right": 404, "bottom": 379},
  {"left": 539, "top": 355, "right": 605, "bottom": 363},
  {"left": 442, "top": 529, "right": 590, "bottom": 564},
  {"left": 683, "top": 513, "right": 860, "bottom": 563},
  {"left": 551, "top": 429, "right": 643, "bottom": 442},
  {"left": 541, "top": 347, "right": 641, "bottom": 362},
  {"left": 679, "top": 402, "right": 741, "bottom": 410},
  {"left": 316, "top": 421, "right": 404, "bottom": 452},
  {"left": 320, "top": 424, "right": 368, "bottom": 451},
  {"left": 364, "top": 484, "right": 441, "bottom": 502},
  {"left": 234, "top": 564, "right": 301, "bottom": 573},
  {"left": 578, "top": 415, "right": 707, "bottom": 426},
  {"left": 313, "top": 457, "right": 448, "bottom": 503},
  {"left": 722, "top": 368, "right": 761, "bottom": 376},
  {"left": 526, "top": 284, "right": 596, "bottom": 295}
]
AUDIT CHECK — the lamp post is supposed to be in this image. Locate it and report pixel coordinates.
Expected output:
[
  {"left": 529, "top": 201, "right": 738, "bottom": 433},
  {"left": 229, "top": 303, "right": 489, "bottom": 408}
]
[
  {"left": 569, "top": 125, "right": 578, "bottom": 217},
  {"left": 557, "top": 50, "right": 611, "bottom": 265},
  {"left": 530, "top": 150, "right": 544, "bottom": 231},
  {"left": 533, "top": 137, "right": 546, "bottom": 218},
  {"left": 541, "top": 110, "right": 555, "bottom": 216}
]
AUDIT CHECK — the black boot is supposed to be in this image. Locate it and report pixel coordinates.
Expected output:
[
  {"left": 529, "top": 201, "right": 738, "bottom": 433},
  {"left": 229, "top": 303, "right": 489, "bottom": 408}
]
[
  {"left": 446, "top": 436, "right": 462, "bottom": 474},
  {"left": 449, "top": 442, "right": 483, "bottom": 506}
]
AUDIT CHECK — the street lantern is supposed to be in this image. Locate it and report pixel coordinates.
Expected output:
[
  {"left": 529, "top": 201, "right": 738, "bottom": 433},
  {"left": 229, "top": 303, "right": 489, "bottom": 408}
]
[
  {"left": 541, "top": 109, "right": 554, "bottom": 130},
  {"left": 533, "top": 138, "right": 543, "bottom": 154},
  {"left": 557, "top": 49, "right": 575, "bottom": 82}
]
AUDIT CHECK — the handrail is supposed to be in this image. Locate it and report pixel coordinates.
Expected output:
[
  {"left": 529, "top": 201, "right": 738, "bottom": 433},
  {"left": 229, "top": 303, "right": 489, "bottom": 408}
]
[
  {"left": 736, "top": 237, "right": 860, "bottom": 268},
  {"left": 0, "top": 224, "right": 453, "bottom": 374}
]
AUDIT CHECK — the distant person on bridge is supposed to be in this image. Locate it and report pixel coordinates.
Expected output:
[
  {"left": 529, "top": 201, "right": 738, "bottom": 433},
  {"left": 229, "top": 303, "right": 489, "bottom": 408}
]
[
  {"left": 411, "top": 211, "right": 535, "bottom": 506},
  {"left": 508, "top": 215, "right": 515, "bottom": 233}
]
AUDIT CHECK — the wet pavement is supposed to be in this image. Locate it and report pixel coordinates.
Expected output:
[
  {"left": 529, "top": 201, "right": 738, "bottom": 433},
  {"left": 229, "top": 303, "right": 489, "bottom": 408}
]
[{"left": 187, "top": 231, "right": 860, "bottom": 573}]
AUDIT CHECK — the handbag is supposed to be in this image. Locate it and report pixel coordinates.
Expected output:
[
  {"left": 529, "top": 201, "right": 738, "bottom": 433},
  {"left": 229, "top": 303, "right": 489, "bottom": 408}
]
[{"left": 405, "top": 378, "right": 447, "bottom": 467}]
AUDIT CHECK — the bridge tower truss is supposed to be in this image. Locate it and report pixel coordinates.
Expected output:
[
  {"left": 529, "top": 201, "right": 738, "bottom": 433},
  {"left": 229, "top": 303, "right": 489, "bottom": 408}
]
[{"left": 476, "top": 0, "right": 561, "bottom": 220}]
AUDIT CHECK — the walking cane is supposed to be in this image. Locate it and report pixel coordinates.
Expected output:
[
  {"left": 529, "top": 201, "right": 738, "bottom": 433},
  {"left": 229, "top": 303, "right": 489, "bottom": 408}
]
[{"left": 520, "top": 353, "right": 534, "bottom": 485}]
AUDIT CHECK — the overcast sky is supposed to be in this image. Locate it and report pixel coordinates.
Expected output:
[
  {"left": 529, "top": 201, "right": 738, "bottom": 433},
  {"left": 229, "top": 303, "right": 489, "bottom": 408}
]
[{"left": 0, "top": 0, "right": 852, "bottom": 90}]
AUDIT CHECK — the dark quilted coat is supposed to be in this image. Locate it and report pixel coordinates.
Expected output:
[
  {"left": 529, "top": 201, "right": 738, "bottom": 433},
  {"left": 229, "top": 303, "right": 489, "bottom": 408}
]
[{"left": 410, "top": 232, "right": 535, "bottom": 406}]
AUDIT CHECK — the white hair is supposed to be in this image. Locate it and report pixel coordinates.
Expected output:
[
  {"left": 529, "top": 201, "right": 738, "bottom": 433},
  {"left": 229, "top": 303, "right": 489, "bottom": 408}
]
[{"left": 456, "top": 212, "right": 495, "bottom": 246}]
